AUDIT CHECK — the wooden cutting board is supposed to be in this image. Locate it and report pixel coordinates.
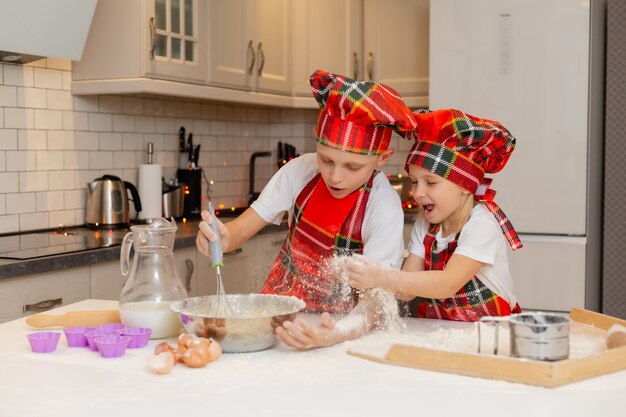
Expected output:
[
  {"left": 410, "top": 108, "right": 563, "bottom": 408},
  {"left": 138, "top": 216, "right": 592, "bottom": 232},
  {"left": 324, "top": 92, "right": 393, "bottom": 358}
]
[{"left": 348, "top": 308, "right": 626, "bottom": 388}]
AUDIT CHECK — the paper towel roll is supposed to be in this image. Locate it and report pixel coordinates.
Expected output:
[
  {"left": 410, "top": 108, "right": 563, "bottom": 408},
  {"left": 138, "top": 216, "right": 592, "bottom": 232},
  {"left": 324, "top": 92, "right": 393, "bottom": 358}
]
[{"left": 138, "top": 164, "right": 162, "bottom": 220}]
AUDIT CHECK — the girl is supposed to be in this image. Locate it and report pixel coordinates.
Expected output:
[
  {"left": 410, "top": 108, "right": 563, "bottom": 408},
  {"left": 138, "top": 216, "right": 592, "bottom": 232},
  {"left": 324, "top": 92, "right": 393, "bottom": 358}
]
[{"left": 348, "top": 109, "right": 523, "bottom": 321}]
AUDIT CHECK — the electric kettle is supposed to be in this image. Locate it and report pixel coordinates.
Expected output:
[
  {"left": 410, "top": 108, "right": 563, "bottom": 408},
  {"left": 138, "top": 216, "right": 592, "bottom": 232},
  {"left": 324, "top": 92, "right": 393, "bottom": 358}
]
[{"left": 86, "top": 175, "right": 142, "bottom": 228}]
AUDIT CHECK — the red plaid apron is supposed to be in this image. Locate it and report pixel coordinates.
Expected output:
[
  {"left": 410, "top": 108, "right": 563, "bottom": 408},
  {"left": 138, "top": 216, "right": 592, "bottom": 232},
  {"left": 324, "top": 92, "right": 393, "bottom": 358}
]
[
  {"left": 415, "top": 223, "right": 522, "bottom": 321},
  {"left": 260, "top": 173, "right": 374, "bottom": 313}
]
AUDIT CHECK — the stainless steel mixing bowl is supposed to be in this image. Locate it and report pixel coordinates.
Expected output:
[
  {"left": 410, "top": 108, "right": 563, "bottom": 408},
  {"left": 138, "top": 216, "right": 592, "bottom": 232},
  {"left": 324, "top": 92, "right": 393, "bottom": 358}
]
[{"left": 170, "top": 294, "right": 306, "bottom": 353}]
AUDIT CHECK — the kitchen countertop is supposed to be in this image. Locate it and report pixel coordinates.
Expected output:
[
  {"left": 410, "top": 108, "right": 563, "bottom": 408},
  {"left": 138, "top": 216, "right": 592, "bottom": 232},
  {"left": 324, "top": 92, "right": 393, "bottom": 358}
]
[
  {"left": 1, "top": 300, "right": 625, "bottom": 417},
  {"left": 0, "top": 219, "right": 287, "bottom": 280}
]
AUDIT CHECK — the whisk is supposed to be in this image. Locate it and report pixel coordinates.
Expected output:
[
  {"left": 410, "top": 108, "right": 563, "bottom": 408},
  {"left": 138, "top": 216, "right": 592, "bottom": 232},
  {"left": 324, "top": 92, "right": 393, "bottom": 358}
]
[{"left": 208, "top": 202, "right": 234, "bottom": 317}]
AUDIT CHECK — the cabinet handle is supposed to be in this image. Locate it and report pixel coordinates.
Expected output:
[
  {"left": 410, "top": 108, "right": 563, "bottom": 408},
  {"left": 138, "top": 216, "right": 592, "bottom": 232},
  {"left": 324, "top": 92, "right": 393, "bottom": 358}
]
[
  {"left": 367, "top": 52, "right": 374, "bottom": 80},
  {"left": 149, "top": 17, "right": 157, "bottom": 60},
  {"left": 272, "top": 239, "right": 284, "bottom": 247},
  {"left": 184, "top": 258, "right": 194, "bottom": 292},
  {"left": 225, "top": 248, "right": 243, "bottom": 256},
  {"left": 247, "top": 40, "right": 256, "bottom": 75},
  {"left": 23, "top": 298, "right": 63, "bottom": 313},
  {"left": 257, "top": 42, "right": 265, "bottom": 76},
  {"left": 353, "top": 52, "right": 359, "bottom": 79}
]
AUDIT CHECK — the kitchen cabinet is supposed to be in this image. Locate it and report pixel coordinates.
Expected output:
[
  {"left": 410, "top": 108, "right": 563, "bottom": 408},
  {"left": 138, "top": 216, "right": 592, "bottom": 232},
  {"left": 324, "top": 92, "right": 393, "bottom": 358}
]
[
  {"left": 90, "top": 247, "right": 199, "bottom": 301},
  {"left": 72, "top": 0, "right": 207, "bottom": 84},
  {"left": 292, "top": 0, "right": 429, "bottom": 107},
  {"left": 208, "top": 0, "right": 292, "bottom": 94},
  {"left": 0, "top": 267, "right": 90, "bottom": 323}
]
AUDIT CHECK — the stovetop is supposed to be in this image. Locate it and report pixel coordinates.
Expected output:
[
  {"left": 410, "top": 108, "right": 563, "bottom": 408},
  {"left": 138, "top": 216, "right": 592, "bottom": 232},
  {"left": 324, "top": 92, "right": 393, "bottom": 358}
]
[{"left": 0, "top": 226, "right": 129, "bottom": 260}]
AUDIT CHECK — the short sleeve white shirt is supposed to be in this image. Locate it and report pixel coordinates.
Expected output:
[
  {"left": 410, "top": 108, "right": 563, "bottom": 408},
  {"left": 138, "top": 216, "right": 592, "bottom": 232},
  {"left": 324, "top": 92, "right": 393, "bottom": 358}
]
[
  {"left": 407, "top": 204, "right": 517, "bottom": 307},
  {"left": 251, "top": 153, "right": 404, "bottom": 269}
]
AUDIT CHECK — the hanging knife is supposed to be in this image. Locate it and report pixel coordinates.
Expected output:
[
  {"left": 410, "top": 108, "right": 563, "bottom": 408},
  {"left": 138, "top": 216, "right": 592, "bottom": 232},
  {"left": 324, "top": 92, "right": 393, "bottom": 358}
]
[
  {"left": 179, "top": 127, "right": 186, "bottom": 152},
  {"left": 193, "top": 144, "right": 201, "bottom": 168}
]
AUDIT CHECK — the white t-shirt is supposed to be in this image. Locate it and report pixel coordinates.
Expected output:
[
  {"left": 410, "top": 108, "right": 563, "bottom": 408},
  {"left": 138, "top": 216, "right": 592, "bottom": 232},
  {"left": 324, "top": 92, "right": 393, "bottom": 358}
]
[
  {"left": 407, "top": 204, "right": 517, "bottom": 307},
  {"left": 251, "top": 153, "right": 404, "bottom": 269}
]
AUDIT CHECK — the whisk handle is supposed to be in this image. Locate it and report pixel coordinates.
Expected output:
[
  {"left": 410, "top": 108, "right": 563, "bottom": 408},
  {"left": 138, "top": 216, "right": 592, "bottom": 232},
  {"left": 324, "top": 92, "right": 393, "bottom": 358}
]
[{"left": 208, "top": 202, "right": 224, "bottom": 267}]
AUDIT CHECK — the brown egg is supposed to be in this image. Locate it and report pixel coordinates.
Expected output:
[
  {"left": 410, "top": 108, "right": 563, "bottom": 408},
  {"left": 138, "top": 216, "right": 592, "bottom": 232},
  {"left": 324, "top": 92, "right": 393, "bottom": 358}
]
[
  {"left": 174, "top": 345, "right": 188, "bottom": 362},
  {"left": 177, "top": 333, "right": 195, "bottom": 348},
  {"left": 154, "top": 341, "right": 175, "bottom": 355},
  {"left": 150, "top": 351, "right": 176, "bottom": 375},
  {"left": 607, "top": 329, "right": 626, "bottom": 349},
  {"left": 206, "top": 338, "right": 222, "bottom": 363},
  {"left": 182, "top": 345, "right": 211, "bottom": 368}
]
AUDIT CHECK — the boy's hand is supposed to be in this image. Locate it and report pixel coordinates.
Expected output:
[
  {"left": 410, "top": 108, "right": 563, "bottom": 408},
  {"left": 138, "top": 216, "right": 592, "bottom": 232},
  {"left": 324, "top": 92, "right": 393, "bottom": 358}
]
[
  {"left": 196, "top": 210, "right": 231, "bottom": 257},
  {"left": 275, "top": 313, "right": 337, "bottom": 350},
  {"left": 346, "top": 259, "right": 388, "bottom": 290}
]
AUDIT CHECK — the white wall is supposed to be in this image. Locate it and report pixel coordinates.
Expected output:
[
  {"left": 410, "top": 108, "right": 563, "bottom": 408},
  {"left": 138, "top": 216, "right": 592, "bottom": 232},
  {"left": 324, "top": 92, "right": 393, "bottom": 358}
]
[{"left": 0, "top": 59, "right": 410, "bottom": 234}]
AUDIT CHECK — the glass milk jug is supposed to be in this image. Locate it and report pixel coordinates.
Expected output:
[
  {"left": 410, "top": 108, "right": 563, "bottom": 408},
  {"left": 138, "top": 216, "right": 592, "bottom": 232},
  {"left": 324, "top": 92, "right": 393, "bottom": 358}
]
[{"left": 119, "top": 218, "right": 187, "bottom": 338}]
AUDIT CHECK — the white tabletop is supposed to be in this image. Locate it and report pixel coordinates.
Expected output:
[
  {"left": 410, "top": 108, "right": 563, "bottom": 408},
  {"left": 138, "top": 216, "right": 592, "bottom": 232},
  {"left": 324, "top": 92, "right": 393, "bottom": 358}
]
[{"left": 1, "top": 300, "right": 625, "bottom": 417}]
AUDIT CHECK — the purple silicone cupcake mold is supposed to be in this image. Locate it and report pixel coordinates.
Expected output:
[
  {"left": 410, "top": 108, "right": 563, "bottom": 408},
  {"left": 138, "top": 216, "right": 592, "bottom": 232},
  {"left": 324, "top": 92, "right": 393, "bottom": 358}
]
[
  {"left": 121, "top": 327, "right": 152, "bottom": 348},
  {"left": 85, "top": 329, "right": 121, "bottom": 351},
  {"left": 64, "top": 326, "right": 93, "bottom": 347},
  {"left": 94, "top": 335, "right": 131, "bottom": 358},
  {"left": 95, "top": 323, "right": 126, "bottom": 333},
  {"left": 27, "top": 332, "right": 61, "bottom": 353}
]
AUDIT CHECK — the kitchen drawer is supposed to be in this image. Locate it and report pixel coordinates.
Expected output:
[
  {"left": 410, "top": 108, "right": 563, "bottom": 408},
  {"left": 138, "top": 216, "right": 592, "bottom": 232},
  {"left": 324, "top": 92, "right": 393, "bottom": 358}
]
[
  {"left": 197, "top": 239, "right": 257, "bottom": 296},
  {"left": 0, "top": 267, "right": 91, "bottom": 323}
]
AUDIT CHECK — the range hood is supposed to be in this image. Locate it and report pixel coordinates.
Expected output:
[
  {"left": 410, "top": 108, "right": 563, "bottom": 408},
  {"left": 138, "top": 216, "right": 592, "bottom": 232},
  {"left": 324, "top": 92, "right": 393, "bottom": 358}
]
[{"left": 0, "top": 0, "right": 97, "bottom": 64}]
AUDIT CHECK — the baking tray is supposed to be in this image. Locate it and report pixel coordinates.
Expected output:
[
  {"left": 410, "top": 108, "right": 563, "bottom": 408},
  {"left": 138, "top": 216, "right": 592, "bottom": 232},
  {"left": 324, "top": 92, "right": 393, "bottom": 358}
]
[{"left": 348, "top": 308, "right": 626, "bottom": 388}]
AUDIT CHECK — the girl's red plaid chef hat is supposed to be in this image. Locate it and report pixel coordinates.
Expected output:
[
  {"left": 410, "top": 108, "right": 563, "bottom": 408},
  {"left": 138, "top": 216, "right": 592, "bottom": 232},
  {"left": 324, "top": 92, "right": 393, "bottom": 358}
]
[
  {"left": 309, "top": 69, "right": 417, "bottom": 155},
  {"left": 405, "top": 109, "right": 522, "bottom": 251}
]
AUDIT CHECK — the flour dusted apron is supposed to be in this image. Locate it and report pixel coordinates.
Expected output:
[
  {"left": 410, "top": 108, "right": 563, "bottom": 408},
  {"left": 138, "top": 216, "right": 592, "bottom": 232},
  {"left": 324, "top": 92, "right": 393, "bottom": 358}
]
[
  {"left": 260, "top": 173, "right": 374, "bottom": 313},
  {"left": 415, "top": 223, "right": 522, "bottom": 321}
]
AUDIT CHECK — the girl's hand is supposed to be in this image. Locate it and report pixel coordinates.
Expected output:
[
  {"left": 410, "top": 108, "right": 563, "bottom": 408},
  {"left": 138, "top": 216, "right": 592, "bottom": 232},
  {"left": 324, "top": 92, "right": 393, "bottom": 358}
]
[
  {"left": 346, "top": 259, "right": 389, "bottom": 290},
  {"left": 195, "top": 210, "right": 231, "bottom": 257},
  {"left": 275, "top": 313, "right": 337, "bottom": 350}
]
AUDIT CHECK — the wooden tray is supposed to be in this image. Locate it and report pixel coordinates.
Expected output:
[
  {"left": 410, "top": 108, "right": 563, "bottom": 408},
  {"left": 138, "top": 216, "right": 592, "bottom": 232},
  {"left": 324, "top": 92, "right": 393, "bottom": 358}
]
[{"left": 348, "top": 308, "right": 626, "bottom": 388}]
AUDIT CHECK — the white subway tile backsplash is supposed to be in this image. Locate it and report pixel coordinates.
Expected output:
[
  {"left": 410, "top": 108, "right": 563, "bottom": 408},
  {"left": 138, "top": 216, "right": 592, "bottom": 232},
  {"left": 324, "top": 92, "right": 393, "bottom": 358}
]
[
  {"left": 0, "top": 195, "right": 5, "bottom": 215},
  {"left": 17, "top": 87, "right": 46, "bottom": 109},
  {"left": 5, "top": 108, "right": 34, "bottom": 129},
  {"left": 210, "top": 121, "right": 226, "bottom": 136},
  {"left": 6, "top": 193, "right": 36, "bottom": 214},
  {"left": 34, "top": 109, "right": 63, "bottom": 130},
  {"left": 135, "top": 116, "right": 156, "bottom": 133},
  {"left": 0, "top": 215, "right": 19, "bottom": 233},
  {"left": 0, "top": 151, "right": 4, "bottom": 171},
  {"left": 75, "top": 170, "right": 99, "bottom": 190},
  {"left": 48, "top": 130, "right": 74, "bottom": 150},
  {"left": 0, "top": 130, "right": 17, "bottom": 149},
  {"left": 74, "top": 209, "right": 86, "bottom": 225},
  {"left": 122, "top": 97, "right": 143, "bottom": 115},
  {"left": 63, "top": 151, "right": 90, "bottom": 170},
  {"left": 47, "top": 90, "right": 73, "bottom": 110},
  {"left": 3, "top": 65, "right": 34, "bottom": 87},
  {"left": 73, "top": 96, "right": 99, "bottom": 112},
  {"left": 183, "top": 102, "right": 202, "bottom": 118},
  {"left": 19, "top": 212, "right": 48, "bottom": 231},
  {"left": 48, "top": 170, "right": 75, "bottom": 190},
  {"left": 48, "top": 210, "right": 76, "bottom": 228},
  {"left": 63, "top": 110, "right": 89, "bottom": 131},
  {"left": 19, "top": 171, "right": 48, "bottom": 192},
  {"left": 100, "top": 132, "right": 122, "bottom": 150},
  {"left": 36, "top": 151, "right": 64, "bottom": 170},
  {"left": 6, "top": 151, "right": 36, "bottom": 171},
  {"left": 99, "top": 96, "right": 123, "bottom": 113},
  {"left": 269, "top": 123, "right": 292, "bottom": 137},
  {"left": 192, "top": 119, "right": 211, "bottom": 135},
  {"left": 73, "top": 131, "right": 99, "bottom": 150},
  {"left": 155, "top": 117, "right": 175, "bottom": 134},
  {"left": 88, "top": 113, "right": 112, "bottom": 132},
  {"left": 113, "top": 114, "right": 134, "bottom": 132},
  {"left": 46, "top": 58, "right": 72, "bottom": 71},
  {"left": 89, "top": 151, "right": 113, "bottom": 169},
  {"left": 144, "top": 99, "right": 164, "bottom": 116},
  {"left": 0, "top": 173, "right": 19, "bottom": 193},
  {"left": 112, "top": 151, "right": 135, "bottom": 169},
  {"left": 62, "top": 71, "right": 72, "bottom": 91},
  {"left": 18, "top": 130, "right": 46, "bottom": 150},
  {"left": 121, "top": 133, "right": 144, "bottom": 151},
  {"left": 0, "top": 85, "right": 17, "bottom": 107},
  {"left": 37, "top": 191, "right": 64, "bottom": 211},
  {"left": 33, "top": 68, "right": 63, "bottom": 90}
]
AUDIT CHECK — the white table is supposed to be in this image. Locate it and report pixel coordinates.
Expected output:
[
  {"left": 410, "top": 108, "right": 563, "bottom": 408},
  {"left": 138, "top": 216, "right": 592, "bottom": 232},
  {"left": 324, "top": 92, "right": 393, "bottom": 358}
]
[{"left": 1, "top": 300, "right": 625, "bottom": 417}]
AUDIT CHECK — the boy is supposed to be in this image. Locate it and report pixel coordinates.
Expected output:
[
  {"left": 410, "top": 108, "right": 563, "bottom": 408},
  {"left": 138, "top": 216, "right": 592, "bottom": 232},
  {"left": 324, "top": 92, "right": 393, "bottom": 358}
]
[{"left": 196, "top": 70, "right": 416, "bottom": 349}]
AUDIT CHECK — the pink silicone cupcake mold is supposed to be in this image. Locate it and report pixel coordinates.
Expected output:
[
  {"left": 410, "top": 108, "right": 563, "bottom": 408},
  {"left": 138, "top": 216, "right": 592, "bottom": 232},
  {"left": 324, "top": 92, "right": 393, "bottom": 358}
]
[
  {"left": 27, "top": 332, "right": 61, "bottom": 353},
  {"left": 94, "top": 335, "right": 131, "bottom": 358},
  {"left": 121, "top": 327, "right": 152, "bottom": 348}
]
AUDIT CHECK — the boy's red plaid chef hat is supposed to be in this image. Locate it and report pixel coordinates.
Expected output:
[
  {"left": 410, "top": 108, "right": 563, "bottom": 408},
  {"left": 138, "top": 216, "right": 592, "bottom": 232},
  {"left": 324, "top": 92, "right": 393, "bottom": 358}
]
[
  {"left": 405, "top": 108, "right": 522, "bottom": 251},
  {"left": 310, "top": 69, "right": 417, "bottom": 155}
]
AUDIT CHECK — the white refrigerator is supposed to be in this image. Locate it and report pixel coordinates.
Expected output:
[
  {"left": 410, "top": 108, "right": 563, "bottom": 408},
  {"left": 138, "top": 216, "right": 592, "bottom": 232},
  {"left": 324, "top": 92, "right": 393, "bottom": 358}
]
[{"left": 429, "top": 0, "right": 605, "bottom": 312}]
